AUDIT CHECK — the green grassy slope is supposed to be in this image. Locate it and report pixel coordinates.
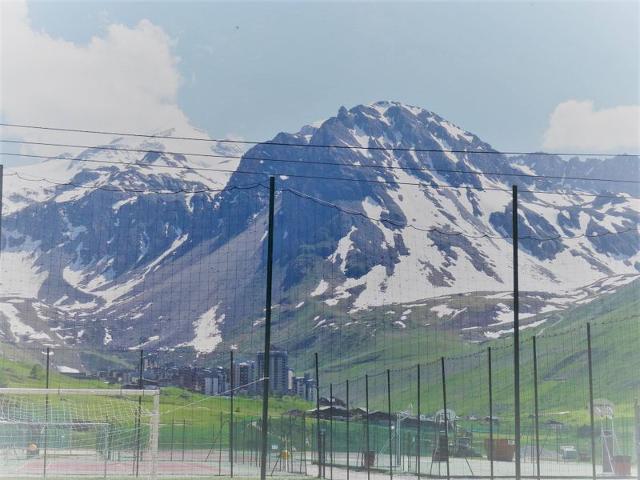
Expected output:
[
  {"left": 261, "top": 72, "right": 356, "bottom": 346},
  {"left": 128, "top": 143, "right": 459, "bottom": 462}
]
[{"left": 1, "top": 280, "right": 637, "bottom": 455}]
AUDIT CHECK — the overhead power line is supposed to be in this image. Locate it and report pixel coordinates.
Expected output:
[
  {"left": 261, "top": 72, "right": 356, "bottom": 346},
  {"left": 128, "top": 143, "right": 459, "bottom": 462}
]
[
  {"left": 2, "top": 150, "right": 509, "bottom": 193},
  {"left": 283, "top": 187, "right": 639, "bottom": 242},
  {"left": 6, "top": 171, "right": 638, "bottom": 242},
  {"left": 2, "top": 138, "right": 639, "bottom": 185},
  {"left": 2, "top": 151, "right": 638, "bottom": 200},
  {"left": 1, "top": 121, "right": 639, "bottom": 158},
  {"left": 4, "top": 171, "right": 267, "bottom": 195}
]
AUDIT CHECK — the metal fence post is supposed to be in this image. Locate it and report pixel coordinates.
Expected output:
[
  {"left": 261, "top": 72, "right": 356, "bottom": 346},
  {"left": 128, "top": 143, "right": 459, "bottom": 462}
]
[
  {"left": 387, "top": 369, "right": 393, "bottom": 480},
  {"left": 315, "top": 352, "right": 322, "bottom": 478},
  {"left": 634, "top": 399, "right": 639, "bottom": 480},
  {"left": 532, "top": 337, "right": 541, "bottom": 480},
  {"left": 230, "top": 349, "right": 234, "bottom": 477},
  {"left": 43, "top": 346, "right": 51, "bottom": 479},
  {"left": 303, "top": 412, "right": 308, "bottom": 475},
  {"left": 366, "top": 374, "right": 371, "bottom": 480},
  {"left": 488, "top": 347, "right": 494, "bottom": 480},
  {"left": 330, "top": 383, "right": 334, "bottom": 480},
  {"left": 104, "top": 417, "right": 110, "bottom": 478},
  {"left": 260, "top": 176, "right": 276, "bottom": 480},
  {"left": 512, "top": 184, "right": 522, "bottom": 480},
  {"left": 183, "top": 419, "right": 187, "bottom": 463},
  {"left": 242, "top": 417, "right": 246, "bottom": 466},
  {"left": 170, "top": 417, "right": 175, "bottom": 461},
  {"left": 441, "top": 357, "right": 450, "bottom": 480},
  {"left": 288, "top": 413, "right": 293, "bottom": 472},
  {"left": 416, "top": 364, "right": 421, "bottom": 477},
  {"left": 134, "top": 349, "right": 143, "bottom": 476},
  {"left": 346, "top": 379, "right": 350, "bottom": 480},
  {"left": 587, "top": 323, "right": 597, "bottom": 480}
]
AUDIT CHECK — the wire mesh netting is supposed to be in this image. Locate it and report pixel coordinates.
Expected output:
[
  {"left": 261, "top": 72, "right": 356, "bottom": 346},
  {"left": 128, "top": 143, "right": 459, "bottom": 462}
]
[
  {"left": 1, "top": 159, "right": 638, "bottom": 479},
  {"left": 0, "top": 388, "right": 158, "bottom": 478}
]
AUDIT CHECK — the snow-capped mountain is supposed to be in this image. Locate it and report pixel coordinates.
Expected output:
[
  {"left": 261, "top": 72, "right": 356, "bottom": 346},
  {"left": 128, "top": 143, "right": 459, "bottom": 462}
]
[{"left": 1, "top": 102, "right": 638, "bottom": 355}]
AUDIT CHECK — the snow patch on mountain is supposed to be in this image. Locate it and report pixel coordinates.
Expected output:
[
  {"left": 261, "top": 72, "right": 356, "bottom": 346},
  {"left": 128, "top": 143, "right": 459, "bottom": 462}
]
[
  {"left": 0, "top": 247, "right": 47, "bottom": 298},
  {"left": 328, "top": 226, "right": 358, "bottom": 272},
  {"left": 311, "top": 280, "right": 329, "bottom": 297},
  {"left": 431, "top": 305, "right": 466, "bottom": 318},
  {"left": 0, "top": 302, "right": 50, "bottom": 342},
  {"left": 187, "top": 305, "right": 224, "bottom": 353}
]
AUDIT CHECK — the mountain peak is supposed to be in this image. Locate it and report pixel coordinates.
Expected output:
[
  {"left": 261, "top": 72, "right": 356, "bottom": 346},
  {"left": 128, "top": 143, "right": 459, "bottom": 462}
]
[
  {"left": 291, "top": 101, "right": 482, "bottom": 159},
  {"left": 2, "top": 101, "right": 638, "bottom": 353}
]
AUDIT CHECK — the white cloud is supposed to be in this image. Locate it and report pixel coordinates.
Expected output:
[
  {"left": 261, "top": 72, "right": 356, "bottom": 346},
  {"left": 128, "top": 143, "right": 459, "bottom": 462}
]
[
  {"left": 542, "top": 100, "right": 640, "bottom": 154},
  {"left": 0, "top": 1, "right": 199, "bottom": 159}
]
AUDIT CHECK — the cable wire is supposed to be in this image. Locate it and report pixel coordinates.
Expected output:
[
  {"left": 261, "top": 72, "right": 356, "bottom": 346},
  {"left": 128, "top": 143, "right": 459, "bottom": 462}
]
[
  {"left": 3, "top": 138, "right": 639, "bottom": 185},
  {"left": 2, "top": 152, "right": 638, "bottom": 200},
  {"left": 283, "top": 187, "right": 639, "bottom": 242},
  {"left": 5, "top": 170, "right": 267, "bottom": 195},
  {"left": 2, "top": 121, "right": 639, "bottom": 158},
  {"left": 6, "top": 170, "right": 636, "bottom": 241}
]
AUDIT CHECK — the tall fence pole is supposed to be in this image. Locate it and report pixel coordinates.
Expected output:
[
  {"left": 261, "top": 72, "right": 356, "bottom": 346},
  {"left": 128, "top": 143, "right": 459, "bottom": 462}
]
[
  {"left": 243, "top": 417, "right": 247, "bottom": 468},
  {"left": 104, "top": 417, "right": 110, "bottom": 478},
  {"left": 512, "top": 184, "right": 522, "bottom": 480},
  {"left": 230, "top": 349, "right": 235, "bottom": 477},
  {"left": 488, "top": 347, "right": 494, "bottom": 480},
  {"left": 170, "top": 416, "right": 175, "bottom": 461},
  {"left": 43, "top": 346, "right": 50, "bottom": 479},
  {"left": 315, "top": 352, "right": 322, "bottom": 478},
  {"left": 634, "top": 399, "right": 640, "bottom": 480},
  {"left": 259, "top": 176, "right": 276, "bottom": 480},
  {"left": 587, "top": 323, "right": 597, "bottom": 480},
  {"left": 441, "top": 357, "right": 450, "bottom": 480},
  {"left": 366, "top": 374, "right": 371, "bottom": 480},
  {"left": 288, "top": 413, "right": 293, "bottom": 472},
  {"left": 303, "top": 412, "right": 308, "bottom": 475},
  {"left": 134, "top": 349, "right": 144, "bottom": 477},
  {"left": 330, "top": 383, "right": 334, "bottom": 480},
  {"left": 416, "top": 364, "right": 421, "bottom": 477},
  {"left": 532, "top": 337, "right": 541, "bottom": 480},
  {"left": 346, "top": 379, "right": 350, "bottom": 480},
  {"left": 387, "top": 369, "right": 393, "bottom": 480}
]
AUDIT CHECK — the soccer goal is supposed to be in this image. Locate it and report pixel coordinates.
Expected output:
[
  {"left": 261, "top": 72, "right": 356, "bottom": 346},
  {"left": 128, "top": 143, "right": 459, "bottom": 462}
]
[{"left": 0, "top": 387, "right": 159, "bottom": 479}]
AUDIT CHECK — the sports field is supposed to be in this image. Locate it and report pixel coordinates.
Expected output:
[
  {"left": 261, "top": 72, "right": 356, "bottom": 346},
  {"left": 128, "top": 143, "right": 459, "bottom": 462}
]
[{"left": 1, "top": 447, "right": 638, "bottom": 479}]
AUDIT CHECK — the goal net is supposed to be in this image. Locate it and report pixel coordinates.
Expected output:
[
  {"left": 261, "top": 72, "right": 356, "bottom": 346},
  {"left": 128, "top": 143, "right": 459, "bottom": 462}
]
[{"left": 0, "top": 388, "right": 159, "bottom": 479}]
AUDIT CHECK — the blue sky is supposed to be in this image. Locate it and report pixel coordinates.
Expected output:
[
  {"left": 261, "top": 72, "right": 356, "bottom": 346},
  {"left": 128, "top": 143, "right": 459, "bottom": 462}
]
[{"left": 2, "top": 1, "right": 639, "bottom": 166}]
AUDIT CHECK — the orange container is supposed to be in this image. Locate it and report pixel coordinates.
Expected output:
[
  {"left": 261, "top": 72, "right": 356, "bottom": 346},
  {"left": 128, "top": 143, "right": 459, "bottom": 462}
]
[
  {"left": 613, "top": 455, "right": 631, "bottom": 476},
  {"left": 484, "top": 438, "right": 515, "bottom": 462}
]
